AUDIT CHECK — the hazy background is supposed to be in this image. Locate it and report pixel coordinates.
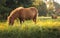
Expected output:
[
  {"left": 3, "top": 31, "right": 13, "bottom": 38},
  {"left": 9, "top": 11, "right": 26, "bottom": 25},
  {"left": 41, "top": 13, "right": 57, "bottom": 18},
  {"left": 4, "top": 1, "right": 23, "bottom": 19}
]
[{"left": 54, "top": 0, "right": 60, "bottom": 4}]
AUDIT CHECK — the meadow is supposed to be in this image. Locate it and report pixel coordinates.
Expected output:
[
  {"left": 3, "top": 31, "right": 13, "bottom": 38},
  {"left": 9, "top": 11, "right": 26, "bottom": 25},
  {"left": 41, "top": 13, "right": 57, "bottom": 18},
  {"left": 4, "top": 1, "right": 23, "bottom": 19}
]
[{"left": 0, "top": 17, "right": 60, "bottom": 38}]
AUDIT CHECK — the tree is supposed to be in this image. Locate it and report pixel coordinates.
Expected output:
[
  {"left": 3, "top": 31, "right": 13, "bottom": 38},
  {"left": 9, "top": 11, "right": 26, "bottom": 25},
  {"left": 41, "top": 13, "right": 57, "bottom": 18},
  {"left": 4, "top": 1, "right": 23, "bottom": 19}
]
[
  {"left": 38, "top": 2, "right": 47, "bottom": 16},
  {"left": 45, "top": 0, "right": 55, "bottom": 16},
  {"left": 5, "top": 0, "right": 34, "bottom": 8}
]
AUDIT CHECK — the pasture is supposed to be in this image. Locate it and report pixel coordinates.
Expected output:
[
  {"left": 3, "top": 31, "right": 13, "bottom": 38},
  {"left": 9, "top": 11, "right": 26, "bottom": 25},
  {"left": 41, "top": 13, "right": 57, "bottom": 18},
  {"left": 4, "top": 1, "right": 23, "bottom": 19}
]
[{"left": 0, "top": 17, "right": 60, "bottom": 38}]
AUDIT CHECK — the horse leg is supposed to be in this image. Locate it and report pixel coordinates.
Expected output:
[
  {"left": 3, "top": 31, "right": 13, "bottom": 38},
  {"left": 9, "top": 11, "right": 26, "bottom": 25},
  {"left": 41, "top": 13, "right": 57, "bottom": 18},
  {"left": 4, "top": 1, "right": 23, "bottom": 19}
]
[
  {"left": 33, "top": 18, "right": 36, "bottom": 24},
  {"left": 19, "top": 18, "right": 22, "bottom": 24},
  {"left": 19, "top": 18, "right": 25, "bottom": 24},
  {"left": 33, "top": 14, "right": 37, "bottom": 24},
  {"left": 22, "top": 19, "right": 25, "bottom": 23}
]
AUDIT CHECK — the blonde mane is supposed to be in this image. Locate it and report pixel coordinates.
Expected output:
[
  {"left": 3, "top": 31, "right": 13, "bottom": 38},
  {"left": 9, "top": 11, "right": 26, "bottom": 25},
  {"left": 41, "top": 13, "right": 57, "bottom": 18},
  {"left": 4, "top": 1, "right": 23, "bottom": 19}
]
[{"left": 10, "top": 7, "right": 24, "bottom": 16}]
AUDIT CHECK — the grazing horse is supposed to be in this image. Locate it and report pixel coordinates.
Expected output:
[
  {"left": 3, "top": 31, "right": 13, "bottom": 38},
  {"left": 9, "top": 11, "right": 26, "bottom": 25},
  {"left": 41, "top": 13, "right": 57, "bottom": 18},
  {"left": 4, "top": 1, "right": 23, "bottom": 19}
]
[{"left": 7, "top": 7, "right": 38, "bottom": 25}]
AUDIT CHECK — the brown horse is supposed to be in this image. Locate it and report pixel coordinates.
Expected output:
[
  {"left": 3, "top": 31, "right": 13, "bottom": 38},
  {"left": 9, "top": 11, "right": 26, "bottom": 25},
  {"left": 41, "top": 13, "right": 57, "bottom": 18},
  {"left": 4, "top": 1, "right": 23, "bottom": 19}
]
[{"left": 7, "top": 7, "right": 38, "bottom": 25}]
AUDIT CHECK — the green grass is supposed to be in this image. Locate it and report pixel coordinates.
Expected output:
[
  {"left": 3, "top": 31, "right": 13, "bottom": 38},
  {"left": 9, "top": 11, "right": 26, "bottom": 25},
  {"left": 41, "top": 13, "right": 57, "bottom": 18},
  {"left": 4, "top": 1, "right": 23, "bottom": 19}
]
[{"left": 0, "top": 17, "right": 60, "bottom": 38}]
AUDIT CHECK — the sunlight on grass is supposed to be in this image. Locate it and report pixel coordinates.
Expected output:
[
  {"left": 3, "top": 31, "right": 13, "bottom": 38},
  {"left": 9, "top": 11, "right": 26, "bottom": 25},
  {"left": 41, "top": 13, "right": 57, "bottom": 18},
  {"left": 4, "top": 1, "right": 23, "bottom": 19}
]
[
  {"left": 0, "top": 17, "right": 60, "bottom": 30},
  {"left": 0, "top": 18, "right": 60, "bottom": 38}
]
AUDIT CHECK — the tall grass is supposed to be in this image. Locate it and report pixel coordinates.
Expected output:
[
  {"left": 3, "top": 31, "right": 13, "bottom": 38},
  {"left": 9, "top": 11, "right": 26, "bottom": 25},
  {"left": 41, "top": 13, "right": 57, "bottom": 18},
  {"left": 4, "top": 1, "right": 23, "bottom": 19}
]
[{"left": 0, "top": 17, "right": 60, "bottom": 38}]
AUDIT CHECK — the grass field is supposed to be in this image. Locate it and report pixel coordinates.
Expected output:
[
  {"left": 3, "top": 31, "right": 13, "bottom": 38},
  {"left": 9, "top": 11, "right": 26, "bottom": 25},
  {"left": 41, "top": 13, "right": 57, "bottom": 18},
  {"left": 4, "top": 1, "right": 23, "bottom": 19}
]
[{"left": 0, "top": 17, "right": 60, "bottom": 38}]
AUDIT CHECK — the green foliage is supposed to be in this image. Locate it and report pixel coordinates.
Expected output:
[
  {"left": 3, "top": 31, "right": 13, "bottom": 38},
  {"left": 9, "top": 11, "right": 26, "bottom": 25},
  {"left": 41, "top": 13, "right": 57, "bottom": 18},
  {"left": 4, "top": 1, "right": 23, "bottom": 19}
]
[
  {"left": 38, "top": 2, "right": 47, "bottom": 16},
  {"left": 0, "top": 0, "right": 6, "bottom": 5},
  {"left": 4, "top": 0, "right": 34, "bottom": 8},
  {"left": 0, "top": 5, "right": 12, "bottom": 20}
]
